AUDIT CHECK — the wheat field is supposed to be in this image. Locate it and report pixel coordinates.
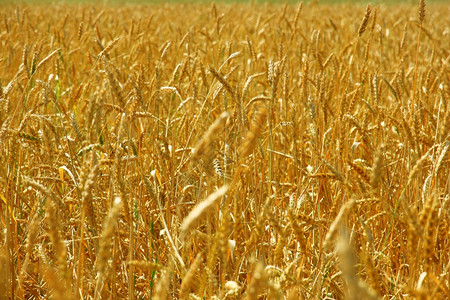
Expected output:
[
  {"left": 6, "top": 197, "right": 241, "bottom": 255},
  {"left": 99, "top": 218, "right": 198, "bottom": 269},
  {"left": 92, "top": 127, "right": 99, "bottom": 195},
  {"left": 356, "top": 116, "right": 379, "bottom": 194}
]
[{"left": 0, "top": 1, "right": 449, "bottom": 299}]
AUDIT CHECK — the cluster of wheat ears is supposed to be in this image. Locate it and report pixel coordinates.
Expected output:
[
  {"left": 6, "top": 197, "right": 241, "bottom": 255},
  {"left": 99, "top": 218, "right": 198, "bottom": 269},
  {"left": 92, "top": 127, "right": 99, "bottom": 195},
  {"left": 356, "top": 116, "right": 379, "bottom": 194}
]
[{"left": 0, "top": 0, "right": 448, "bottom": 299}]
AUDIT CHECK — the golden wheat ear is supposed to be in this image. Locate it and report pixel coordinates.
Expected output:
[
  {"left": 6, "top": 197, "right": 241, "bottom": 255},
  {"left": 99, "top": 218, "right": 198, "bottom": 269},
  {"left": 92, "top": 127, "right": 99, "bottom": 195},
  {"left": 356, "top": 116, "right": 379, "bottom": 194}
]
[
  {"left": 2, "top": 1, "right": 449, "bottom": 298},
  {"left": 190, "top": 111, "right": 230, "bottom": 172}
]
